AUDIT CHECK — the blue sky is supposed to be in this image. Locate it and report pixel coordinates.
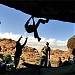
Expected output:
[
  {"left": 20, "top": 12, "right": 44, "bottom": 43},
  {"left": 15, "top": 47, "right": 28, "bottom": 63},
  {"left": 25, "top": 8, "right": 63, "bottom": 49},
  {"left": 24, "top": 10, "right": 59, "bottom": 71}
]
[{"left": 0, "top": 4, "right": 75, "bottom": 51}]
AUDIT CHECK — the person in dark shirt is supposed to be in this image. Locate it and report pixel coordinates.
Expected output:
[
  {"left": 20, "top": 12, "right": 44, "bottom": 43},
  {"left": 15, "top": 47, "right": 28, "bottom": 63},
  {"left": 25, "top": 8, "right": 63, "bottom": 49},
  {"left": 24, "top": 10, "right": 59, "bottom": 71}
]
[{"left": 14, "top": 35, "right": 28, "bottom": 69}]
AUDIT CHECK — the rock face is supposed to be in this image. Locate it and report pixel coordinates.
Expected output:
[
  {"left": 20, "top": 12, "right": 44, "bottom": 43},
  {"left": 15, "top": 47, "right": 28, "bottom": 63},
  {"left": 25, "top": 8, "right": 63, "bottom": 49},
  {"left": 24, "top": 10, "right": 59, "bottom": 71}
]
[
  {"left": 67, "top": 35, "right": 75, "bottom": 54},
  {"left": 67, "top": 35, "right": 75, "bottom": 49},
  {"left": 50, "top": 49, "right": 73, "bottom": 60},
  {"left": 0, "top": 38, "right": 16, "bottom": 56}
]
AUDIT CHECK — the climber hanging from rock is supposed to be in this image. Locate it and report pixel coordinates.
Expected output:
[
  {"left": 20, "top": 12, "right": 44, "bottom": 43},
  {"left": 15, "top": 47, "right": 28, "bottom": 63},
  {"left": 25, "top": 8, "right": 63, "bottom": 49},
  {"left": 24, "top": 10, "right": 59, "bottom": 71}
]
[{"left": 24, "top": 16, "right": 49, "bottom": 41}]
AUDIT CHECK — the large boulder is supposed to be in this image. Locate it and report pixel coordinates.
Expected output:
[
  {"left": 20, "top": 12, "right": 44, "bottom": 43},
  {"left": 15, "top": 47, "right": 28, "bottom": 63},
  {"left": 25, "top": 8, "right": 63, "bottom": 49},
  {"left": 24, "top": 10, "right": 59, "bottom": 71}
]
[
  {"left": 67, "top": 35, "right": 75, "bottom": 54},
  {"left": 67, "top": 35, "right": 75, "bottom": 49}
]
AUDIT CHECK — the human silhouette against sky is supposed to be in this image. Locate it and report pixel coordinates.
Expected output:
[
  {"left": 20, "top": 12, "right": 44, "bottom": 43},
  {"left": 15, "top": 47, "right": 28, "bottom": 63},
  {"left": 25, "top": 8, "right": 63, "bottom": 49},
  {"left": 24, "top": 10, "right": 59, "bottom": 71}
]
[
  {"left": 25, "top": 16, "right": 49, "bottom": 41},
  {"left": 14, "top": 35, "right": 28, "bottom": 69}
]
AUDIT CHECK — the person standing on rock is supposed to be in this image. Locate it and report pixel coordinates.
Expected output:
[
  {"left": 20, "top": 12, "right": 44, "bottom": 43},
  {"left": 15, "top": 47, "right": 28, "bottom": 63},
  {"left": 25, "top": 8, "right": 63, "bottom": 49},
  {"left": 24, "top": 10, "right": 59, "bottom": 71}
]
[
  {"left": 40, "top": 42, "right": 51, "bottom": 67},
  {"left": 14, "top": 35, "right": 28, "bottom": 69}
]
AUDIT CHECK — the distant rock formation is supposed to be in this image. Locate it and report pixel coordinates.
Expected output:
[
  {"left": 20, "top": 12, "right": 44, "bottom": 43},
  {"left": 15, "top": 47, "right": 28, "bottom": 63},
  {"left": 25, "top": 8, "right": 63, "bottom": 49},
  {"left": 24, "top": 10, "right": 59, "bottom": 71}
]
[
  {"left": 50, "top": 49, "right": 73, "bottom": 60},
  {"left": 0, "top": 38, "right": 16, "bottom": 56}
]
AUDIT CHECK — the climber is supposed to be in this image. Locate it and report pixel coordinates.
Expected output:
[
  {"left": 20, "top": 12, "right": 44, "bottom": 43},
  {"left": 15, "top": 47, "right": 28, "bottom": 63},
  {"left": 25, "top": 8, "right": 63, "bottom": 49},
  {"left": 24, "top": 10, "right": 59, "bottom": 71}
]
[{"left": 25, "top": 16, "right": 49, "bottom": 41}]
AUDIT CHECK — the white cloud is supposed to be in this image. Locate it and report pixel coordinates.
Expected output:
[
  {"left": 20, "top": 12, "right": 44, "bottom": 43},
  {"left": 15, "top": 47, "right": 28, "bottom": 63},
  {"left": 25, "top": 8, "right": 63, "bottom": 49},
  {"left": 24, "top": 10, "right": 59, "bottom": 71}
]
[
  {"left": 47, "top": 38, "right": 68, "bottom": 50},
  {"left": 0, "top": 32, "right": 68, "bottom": 51}
]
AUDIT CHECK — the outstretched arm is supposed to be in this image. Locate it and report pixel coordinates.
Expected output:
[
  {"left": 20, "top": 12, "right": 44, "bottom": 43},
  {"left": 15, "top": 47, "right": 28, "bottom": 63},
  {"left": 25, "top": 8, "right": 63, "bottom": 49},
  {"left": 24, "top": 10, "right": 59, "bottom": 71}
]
[
  {"left": 17, "top": 35, "right": 22, "bottom": 43},
  {"left": 32, "top": 17, "right": 35, "bottom": 26},
  {"left": 25, "top": 16, "right": 32, "bottom": 28},
  {"left": 22, "top": 37, "right": 28, "bottom": 48}
]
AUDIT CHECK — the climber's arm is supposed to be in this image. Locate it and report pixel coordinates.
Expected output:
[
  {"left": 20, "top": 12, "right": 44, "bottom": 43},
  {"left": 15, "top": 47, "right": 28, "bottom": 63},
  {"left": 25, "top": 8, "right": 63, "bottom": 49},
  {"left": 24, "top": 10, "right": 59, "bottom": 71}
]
[{"left": 25, "top": 16, "right": 32, "bottom": 28}]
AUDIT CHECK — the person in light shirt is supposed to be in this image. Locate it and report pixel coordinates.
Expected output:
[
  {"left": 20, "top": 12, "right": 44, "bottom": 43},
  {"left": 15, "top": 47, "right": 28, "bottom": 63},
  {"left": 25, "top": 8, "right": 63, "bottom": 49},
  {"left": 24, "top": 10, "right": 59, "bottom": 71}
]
[{"left": 40, "top": 42, "right": 51, "bottom": 67}]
